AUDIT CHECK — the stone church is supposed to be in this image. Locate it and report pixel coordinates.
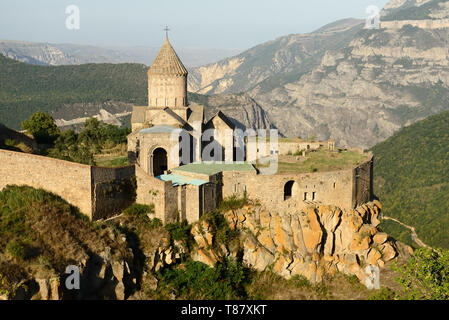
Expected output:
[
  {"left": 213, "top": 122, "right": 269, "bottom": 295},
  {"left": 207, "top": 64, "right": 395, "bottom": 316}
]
[{"left": 127, "top": 36, "right": 236, "bottom": 176}]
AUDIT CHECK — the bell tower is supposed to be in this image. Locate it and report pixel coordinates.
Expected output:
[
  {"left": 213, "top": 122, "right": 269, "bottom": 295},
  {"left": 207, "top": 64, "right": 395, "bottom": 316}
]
[{"left": 147, "top": 27, "right": 188, "bottom": 109}]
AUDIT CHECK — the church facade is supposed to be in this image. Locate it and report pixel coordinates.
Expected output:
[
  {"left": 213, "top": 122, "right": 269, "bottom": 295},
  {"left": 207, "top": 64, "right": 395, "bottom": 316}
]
[{"left": 127, "top": 36, "right": 236, "bottom": 177}]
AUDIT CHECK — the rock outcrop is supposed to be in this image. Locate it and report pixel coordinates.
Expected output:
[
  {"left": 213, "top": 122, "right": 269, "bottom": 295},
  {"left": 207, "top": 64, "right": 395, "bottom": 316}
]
[{"left": 191, "top": 201, "right": 400, "bottom": 284}]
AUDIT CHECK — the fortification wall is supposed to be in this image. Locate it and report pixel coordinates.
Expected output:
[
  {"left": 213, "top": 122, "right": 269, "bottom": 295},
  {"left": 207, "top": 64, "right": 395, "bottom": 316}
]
[
  {"left": 0, "top": 149, "right": 93, "bottom": 217},
  {"left": 185, "top": 185, "right": 200, "bottom": 224},
  {"left": 353, "top": 155, "right": 374, "bottom": 208},
  {"left": 164, "top": 182, "right": 179, "bottom": 223},
  {"left": 135, "top": 165, "right": 192, "bottom": 223},
  {"left": 246, "top": 139, "right": 323, "bottom": 161},
  {"left": 202, "top": 182, "right": 218, "bottom": 215},
  {"left": 222, "top": 157, "right": 373, "bottom": 212},
  {"left": 0, "top": 149, "right": 137, "bottom": 220},
  {"left": 91, "top": 166, "right": 136, "bottom": 220},
  {"left": 380, "top": 19, "right": 449, "bottom": 29},
  {"left": 136, "top": 165, "right": 169, "bottom": 221}
]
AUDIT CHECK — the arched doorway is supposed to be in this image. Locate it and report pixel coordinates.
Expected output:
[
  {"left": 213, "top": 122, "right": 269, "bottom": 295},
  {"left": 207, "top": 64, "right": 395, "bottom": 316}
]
[
  {"left": 284, "top": 180, "right": 299, "bottom": 200},
  {"left": 152, "top": 147, "right": 168, "bottom": 176}
]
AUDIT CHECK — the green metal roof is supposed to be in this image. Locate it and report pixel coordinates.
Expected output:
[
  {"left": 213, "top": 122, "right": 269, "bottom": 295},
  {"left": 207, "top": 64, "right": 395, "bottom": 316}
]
[
  {"left": 156, "top": 173, "right": 207, "bottom": 186},
  {"left": 140, "top": 125, "right": 178, "bottom": 134},
  {"left": 173, "top": 162, "right": 256, "bottom": 176}
]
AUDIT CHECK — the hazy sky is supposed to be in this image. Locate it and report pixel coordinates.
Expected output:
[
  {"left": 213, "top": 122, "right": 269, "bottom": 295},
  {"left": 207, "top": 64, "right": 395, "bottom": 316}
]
[{"left": 0, "top": 0, "right": 390, "bottom": 49}]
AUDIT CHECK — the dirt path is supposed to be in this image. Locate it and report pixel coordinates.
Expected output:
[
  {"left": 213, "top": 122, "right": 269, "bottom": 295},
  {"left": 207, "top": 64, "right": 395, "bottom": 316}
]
[{"left": 382, "top": 215, "right": 431, "bottom": 249}]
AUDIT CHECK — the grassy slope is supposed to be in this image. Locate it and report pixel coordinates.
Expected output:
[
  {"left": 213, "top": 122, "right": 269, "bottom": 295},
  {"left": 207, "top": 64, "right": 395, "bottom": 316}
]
[
  {"left": 371, "top": 109, "right": 449, "bottom": 249},
  {"left": 0, "top": 185, "right": 129, "bottom": 295}
]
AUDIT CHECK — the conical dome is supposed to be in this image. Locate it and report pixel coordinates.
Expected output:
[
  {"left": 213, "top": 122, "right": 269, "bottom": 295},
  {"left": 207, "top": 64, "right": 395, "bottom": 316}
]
[{"left": 148, "top": 38, "right": 188, "bottom": 76}]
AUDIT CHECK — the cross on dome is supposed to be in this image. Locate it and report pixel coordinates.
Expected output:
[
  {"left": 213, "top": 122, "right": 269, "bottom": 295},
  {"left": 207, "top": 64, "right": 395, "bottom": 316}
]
[{"left": 164, "top": 25, "right": 170, "bottom": 38}]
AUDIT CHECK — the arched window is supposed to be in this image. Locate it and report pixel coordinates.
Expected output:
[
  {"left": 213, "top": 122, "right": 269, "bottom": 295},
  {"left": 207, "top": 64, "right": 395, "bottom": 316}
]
[
  {"left": 152, "top": 147, "right": 168, "bottom": 176},
  {"left": 284, "top": 180, "right": 295, "bottom": 200}
]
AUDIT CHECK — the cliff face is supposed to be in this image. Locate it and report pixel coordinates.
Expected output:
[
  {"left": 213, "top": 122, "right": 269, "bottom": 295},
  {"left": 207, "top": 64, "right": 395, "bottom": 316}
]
[
  {"left": 191, "top": 201, "right": 404, "bottom": 284},
  {"left": 187, "top": 0, "right": 449, "bottom": 148},
  {"left": 188, "top": 19, "right": 364, "bottom": 95}
]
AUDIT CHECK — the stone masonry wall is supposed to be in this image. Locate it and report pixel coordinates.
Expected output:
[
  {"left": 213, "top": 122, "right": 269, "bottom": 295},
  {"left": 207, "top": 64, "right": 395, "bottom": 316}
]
[
  {"left": 91, "top": 166, "right": 136, "bottom": 220},
  {"left": 353, "top": 156, "right": 374, "bottom": 208},
  {"left": 222, "top": 158, "right": 373, "bottom": 212},
  {"left": 0, "top": 149, "right": 138, "bottom": 220},
  {"left": 0, "top": 149, "right": 93, "bottom": 217},
  {"left": 135, "top": 165, "right": 169, "bottom": 221}
]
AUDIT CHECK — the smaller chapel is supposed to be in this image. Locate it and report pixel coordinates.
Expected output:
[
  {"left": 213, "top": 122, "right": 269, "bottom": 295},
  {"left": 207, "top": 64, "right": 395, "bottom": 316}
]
[{"left": 127, "top": 35, "right": 237, "bottom": 177}]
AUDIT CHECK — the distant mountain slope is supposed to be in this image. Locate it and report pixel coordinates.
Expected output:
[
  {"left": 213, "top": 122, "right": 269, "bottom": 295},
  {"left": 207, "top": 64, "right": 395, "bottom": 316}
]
[
  {"left": 0, "top": 53, "right": 147, "bottom": 129},
  {"left": 242, "top": 0, "right": 449, "bottom": 148},
  {"left": 372, "top": 109, "right": 449, "bottom": 249},
  {"left": 186, "top": 1, "right": 449, "bottom": 148},
  {"left": 381, "top": 0, "right": 448, "bottom": 20},
  {"left": 0, "top": 40, "right": 242, "bottom": 67},
  {"left": 188, "top": 18, "right": 364, "bottom": 95},
  {"left": 0, "top": 54, "right": 270, "bottom": 132}
]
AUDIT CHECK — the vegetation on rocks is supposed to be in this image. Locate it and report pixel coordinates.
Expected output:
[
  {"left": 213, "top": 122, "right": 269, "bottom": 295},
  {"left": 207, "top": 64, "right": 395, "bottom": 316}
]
[{"left": 154, "top": 258, "right": 250, "bottom": 300}]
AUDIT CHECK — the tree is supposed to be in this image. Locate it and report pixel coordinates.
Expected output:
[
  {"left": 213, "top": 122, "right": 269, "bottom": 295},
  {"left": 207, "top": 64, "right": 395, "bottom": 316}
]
[
  {"left": 21, "top": 112, "right": 60, "bottom": 144},
  {"left": 78, "top": 118, "right": 105, "bottom": 154},
  {"left": 394, "top": 247, "right": 449, "bottom": 300}
]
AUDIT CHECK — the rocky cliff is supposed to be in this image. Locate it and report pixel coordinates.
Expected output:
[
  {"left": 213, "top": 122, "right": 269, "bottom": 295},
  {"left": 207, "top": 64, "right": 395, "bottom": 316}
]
[
  {"left": 188, "top": 19, "right": 364, "bottom": 95},
  {"left": 191, "top": 201, "right": 406, "bottom": 284},
  {"left": 1, "top": 185, "right": 409, "bottom": 300},
  {"left": 188, "top": 0, "right": 449, "bottom": 148}
]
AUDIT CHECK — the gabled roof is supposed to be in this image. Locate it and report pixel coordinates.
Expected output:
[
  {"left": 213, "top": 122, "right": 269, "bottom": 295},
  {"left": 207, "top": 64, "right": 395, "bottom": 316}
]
[
  {"left": 205, "top": 111, "right": 235, "bottom": 129},
  {"left": 131, "top": 106, "right": 146, "bottom": 123},
  {"left": 163, "top": 107, "right": 193, "bottom": 131},
  {"left": 148, "top": 37, "right": 188, "bottom": 76},
  {"left": 187, "top": 103, "right": 204, "bottom": 125}
]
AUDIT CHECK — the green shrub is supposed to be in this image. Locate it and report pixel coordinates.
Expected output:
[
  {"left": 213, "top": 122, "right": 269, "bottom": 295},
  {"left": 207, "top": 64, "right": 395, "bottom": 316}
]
[
  {"left": 393, "top": 247, "right": 449, "bottom": 300},
  {"left": 201, "top": 210, "right": 240, "bottom": 250},
  {"left": 6, "top": 240, "right": 26, "bottom": 260},
  {"left": 368, "top": 287, "right": 396, "bottom": 300},
  {"left": 149, "top": 218, "right": 163, "bottom": 229},
  {"left": 290, "top": 275, "right": 311, "bottom": 288},
  {"left": 156, "top": 258, "right": 249, "bottom": 299},
  {"left": 218, "top": 194, "right": 248, "bottom": 212},
  {"left": 21, "top": 111, "right": 60, "bottom": 144},
  {"left": 0, "top": 273, "right": 8, "bottom": 297},
  {"left": 124, "top": 203, "right": 153, "bottom": 217},
  {"left": 165, "top": 220, "right": 192, "bottom": 242}
]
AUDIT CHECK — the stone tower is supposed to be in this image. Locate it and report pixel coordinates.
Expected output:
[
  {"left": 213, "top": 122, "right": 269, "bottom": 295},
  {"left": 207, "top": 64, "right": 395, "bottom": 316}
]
[{"left": 147, "top": 36, "right": 188, "bottom": 109}]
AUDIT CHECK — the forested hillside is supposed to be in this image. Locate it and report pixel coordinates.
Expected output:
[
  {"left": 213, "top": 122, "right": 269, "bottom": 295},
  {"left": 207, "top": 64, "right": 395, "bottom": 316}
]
[
  {"left": 372, "top": 109, "right": 449, "bottom": 249},
  {"left": 0, "top": 53, "right": 147, "bottom": 129},
  {"left": 0, "top": 54, "right": 271, "bottom": 132}
]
